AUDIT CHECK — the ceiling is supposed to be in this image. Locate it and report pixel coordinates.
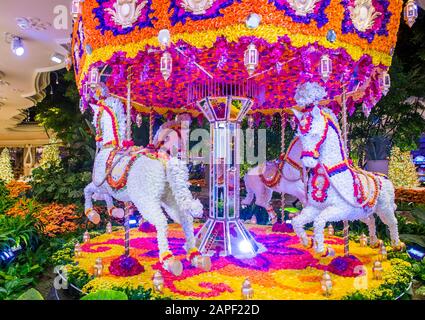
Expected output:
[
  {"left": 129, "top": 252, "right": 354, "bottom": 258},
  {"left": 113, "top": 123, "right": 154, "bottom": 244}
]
[{"left": 0, "top": 0, "right": 70, "bottom": 146}]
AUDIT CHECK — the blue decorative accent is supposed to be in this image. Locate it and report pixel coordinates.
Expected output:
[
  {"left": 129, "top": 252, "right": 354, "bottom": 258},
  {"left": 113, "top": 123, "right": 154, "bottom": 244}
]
[{"left": 326, "top": 29, "right": 337, "bottom": 43}]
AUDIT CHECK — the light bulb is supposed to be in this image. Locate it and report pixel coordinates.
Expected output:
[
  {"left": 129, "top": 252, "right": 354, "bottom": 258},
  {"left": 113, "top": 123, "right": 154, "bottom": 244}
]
[
  {"left": 11, "top": 37, "right": 24, "bottom": 56},
  {"left": 158, "top": 29, "right": 171, "bottom": 47},
  {"left": 246, "top": 13, "right": 261, "bottom": 29}
]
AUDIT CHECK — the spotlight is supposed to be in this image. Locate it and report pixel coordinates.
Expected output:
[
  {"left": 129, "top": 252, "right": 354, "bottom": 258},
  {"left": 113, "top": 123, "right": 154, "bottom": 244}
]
[
  {"left": 51, "top": 53, "right": 64, "bottom": 64},
  {"left": 11, "top": 37, "right": 24, "bottom": 56},
  {"left": 238, "top": 240, "right": 253, "bottom": 254}
]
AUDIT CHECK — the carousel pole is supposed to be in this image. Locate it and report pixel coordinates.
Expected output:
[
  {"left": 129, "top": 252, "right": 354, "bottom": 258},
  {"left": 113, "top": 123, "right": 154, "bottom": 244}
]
[
  {"left": 124, "top": 67, "right": 133, "bottom": 257},
  {"left": 280, "top": 112, "right": 287, "bottom": 219},
  {"left": 341, "top": 86, "right": 350, "bottom": 257},
  {"left": 149, "top": 109, "right": 154, "bottom": 146}
]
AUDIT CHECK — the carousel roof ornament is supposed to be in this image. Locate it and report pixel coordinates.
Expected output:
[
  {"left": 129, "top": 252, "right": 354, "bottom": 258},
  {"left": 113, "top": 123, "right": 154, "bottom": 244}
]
[
  {"left": 105, "top": 0, "right": 148, "bottom": 28},
  {"left": 348, "top": 0, "right": 382, "bottom": 32},
  {"left": 181, "top": 0, "right": 215, "bottom": 15},
  {"left": 287, "top": 0, "right": 321, "bottom": 16}
]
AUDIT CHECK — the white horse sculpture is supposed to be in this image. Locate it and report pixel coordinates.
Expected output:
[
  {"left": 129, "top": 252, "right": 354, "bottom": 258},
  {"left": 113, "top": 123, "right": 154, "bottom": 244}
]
[
  {"left": 242, "top": 136, "right": 307, "bottom": 223},
  {"left": 83, "top": 95, "right": 210, "bottom": 275},
  {"left": 291, "top": 106, "right": 403, "bottom": 255}
]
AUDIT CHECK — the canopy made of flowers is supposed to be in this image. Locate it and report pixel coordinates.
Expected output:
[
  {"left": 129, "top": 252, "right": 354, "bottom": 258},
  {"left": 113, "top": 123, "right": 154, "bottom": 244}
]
[{"left": 72, "top": 0, "right": 403, "bottom": 117}]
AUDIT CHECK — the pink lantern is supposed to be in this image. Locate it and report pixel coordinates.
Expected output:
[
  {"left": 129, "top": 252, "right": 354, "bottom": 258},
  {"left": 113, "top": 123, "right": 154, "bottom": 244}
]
[
  {"left": 320, "top": 55, "right": 332, "bottom": 82},
  {"left": 71, "top": 0, "right": 81, "bottom": 21},
  {"left": 244, "top": 44, "right": 259, "bottom": 76},
  {"left": 160, "top": 51, "right": 172, "bottom": 81},
  {"left": 88, "top": 68, "right": 99, "bottom": 88},
  {"left": 404, "top": 0, "right": 418, "bottom": 28}
]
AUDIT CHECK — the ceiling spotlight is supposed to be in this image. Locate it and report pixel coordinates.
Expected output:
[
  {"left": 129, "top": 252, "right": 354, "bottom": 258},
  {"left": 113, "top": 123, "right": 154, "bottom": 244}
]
[
  {"left": 246, "top": 13, "right": 261, "bottom": 29},
  {"left": 51, "top": 53, "right": 64, "bottom": 64},
  {"left": 11, "top": 37, "right": 24, "bottom": 56}
]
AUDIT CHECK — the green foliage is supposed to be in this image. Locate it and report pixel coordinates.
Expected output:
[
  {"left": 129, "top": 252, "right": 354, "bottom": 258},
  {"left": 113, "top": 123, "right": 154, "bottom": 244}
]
[
  {"left": 81, "top": 289, "right": 128, "bottom": 300},
  {"left": 0, "top": 181, "right": 16, "bottom": 215},
  {"left": 17, "top": 288, "right": 44, "bottom": 300},
  {"left": 29, "top": 164, "right": 91, "bottom": 206},
  {"left": 399, "top": 205, "right": 425, "bottom": 248},
  {"left": 0, "top": 214, "right": 42, "bottom": 251},
  {"left": 50, "top": 247, "right": 74, "bottom": 266},
  {"left": 343, "top": 259, "right": 413, "bottom": 300},
  {"left": 67, "top": 266, "right": 93, "bottom": 290},
  {"left": 412, "top": 259, "right": 425, "bottom": 284},
  {"left": 116, "top": 286, "right": 154, "bottom": 300}
]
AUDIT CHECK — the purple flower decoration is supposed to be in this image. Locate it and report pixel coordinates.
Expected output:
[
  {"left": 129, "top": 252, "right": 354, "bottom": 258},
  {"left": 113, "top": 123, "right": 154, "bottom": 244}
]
[
  {"left": 327, "top": 255, "right": 363, "bottom": 277},
  {"left": 270, "top": 0, "right": 331, "bottom": 28},
  {"left": 93, "top": 0, "right": 155, "bottom": 36},
  {"left": 139, "top": 221, "right": 156, "bottom": 233},
  {"left": 341, "top": 0, "right": 391, "bottom": 43},
  {"left": 168, "top": 0, "right": 241, "bottom": 26},
  {"left": 272, "top": 223, "right": 294, "bottom": 233},
  {"left": 109, "top": 255, "right": 145, "bottom": 277}
]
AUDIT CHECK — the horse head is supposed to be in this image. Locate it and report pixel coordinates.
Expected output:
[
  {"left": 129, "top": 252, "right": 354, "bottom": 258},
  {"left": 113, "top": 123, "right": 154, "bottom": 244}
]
[{"left": 293, "top": 106, "right": 328, "bottom": 169}]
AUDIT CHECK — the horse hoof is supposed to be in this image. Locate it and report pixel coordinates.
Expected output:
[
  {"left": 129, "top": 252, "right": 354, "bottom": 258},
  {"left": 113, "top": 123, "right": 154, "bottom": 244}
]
[
  {"left": 165, "top": 259, "right": 183, "bottom": 276},
  {"left": 370, "top": 240, "right": 383, "bottom": 249},
  {"left": 392, "top": 242, "right": 406, "bottom": 252},
  {"left": 192, "top": 256, "right": 211, "bottom": 272},
  {"left": 86, "top": 209, "right": 101, "bottom": 225},
  {"left": 111, "top": 207, "right": 125, "bottom": 219},
  {"left": 303, "top": 238, "right": 314, "bottom": 249}
]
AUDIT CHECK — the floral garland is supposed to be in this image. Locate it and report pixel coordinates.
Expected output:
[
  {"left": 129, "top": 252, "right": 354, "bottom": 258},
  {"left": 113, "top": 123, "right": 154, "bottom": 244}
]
[
  {"left": 270, "top": 0, "right": 331, "bottom": 28},
  {"left": 310, "top": 165, "right": 331, "bottom": 202}
]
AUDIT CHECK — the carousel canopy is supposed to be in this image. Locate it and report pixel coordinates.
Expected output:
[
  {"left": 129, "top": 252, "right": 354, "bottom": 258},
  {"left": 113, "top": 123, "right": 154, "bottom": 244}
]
[{"left": 72, "top": 0, "right": 404, "bottom": 117}]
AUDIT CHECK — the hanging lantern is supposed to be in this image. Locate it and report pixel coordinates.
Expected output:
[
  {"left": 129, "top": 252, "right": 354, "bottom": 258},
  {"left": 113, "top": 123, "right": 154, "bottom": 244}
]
[
  {"left": 244, "top": 43, "right": 259, "bottom": 76},
  {"left": 247, "top": 115, "right": 255, "bottom": 129},
  {"left": 83, "top": 230, "right": 90, "bottom": 243},
  {"left": 327, "top": 224, "right": 334, "bottom": 236},
  {"left": 319, "top": 54, "right": 332, "bottom": 82},
  {"left": 88, "top": 68, "right": 99, "bottom": 88},
  {"left": 153, "top": 271, "right": 164, "bottom": 293},
  {"left": 378, "top": 244, "right": 387, "bottom": 261},
  {"left": 160, "top": 51, "right": 172, "bottom": 81},
  {"left": 379, "top": 71, "right": 391, "bottom": 96},
  {"left": 136, "top": 113, "right": 143, "bottom": 128},
  {"left": 241, "top": 278, "right": 254, "bottom": 300},
  {"left": 71, "top": 0, "right": 81, "bottom": 21},
  {"left": 106, "top": 222, "right": 113, "bottom": 234},
  {"left": 93, "top": 258, "right": 103, "bottom": 277},
  {"left": 321, "top": 271, "right": 332, "bottom": 297},
  {"left": 74, "top": 242, "right": 82, "bottom": 258},
  {"left": 404, "top": 0, "right": 418, "bottom": 28},
  {"left": 372, "top": 260, "right": 383, "bottom": 280},
  {"left": 359, "top": 233, "right": 368, "bottom": 247}
]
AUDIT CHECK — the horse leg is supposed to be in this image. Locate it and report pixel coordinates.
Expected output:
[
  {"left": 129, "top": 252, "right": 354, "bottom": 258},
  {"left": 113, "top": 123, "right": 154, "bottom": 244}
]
[
  {"left": 133, "top": 197, "right": 183, "bottom": 276},
  {"left": 255, "top": 187, "right": 276, "bottom": 224},
  {"left": 241, "top": 174, "right": 255, "bottom": 207},
  {"left": 312, "top": 206, "right": 344, "bottom": 254},
  {"left": 103, "top": 194, "right": 124, "bottom": 219},
  {"left": 292, "top": 206, "right": 320, "bottom": 247},
  {"left": 162, "top": 190, "right": 211, "bottom": 271},
  {"left": 360, "top": 216, "right": 379, "bottom": 247},
  {"left": 84, "top": 183, "right": 100, "bottom": 225}
]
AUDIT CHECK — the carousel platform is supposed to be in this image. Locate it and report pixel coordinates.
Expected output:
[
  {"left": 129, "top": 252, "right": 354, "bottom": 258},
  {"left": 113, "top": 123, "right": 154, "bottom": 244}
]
[{"left": 68, "top": 223, "right": 407, "bottom": 300}]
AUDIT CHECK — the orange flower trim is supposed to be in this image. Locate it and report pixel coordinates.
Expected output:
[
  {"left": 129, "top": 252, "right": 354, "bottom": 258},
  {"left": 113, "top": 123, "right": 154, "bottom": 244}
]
[{"left": 5, "top": 180, "right": 31, "bottom": 198}]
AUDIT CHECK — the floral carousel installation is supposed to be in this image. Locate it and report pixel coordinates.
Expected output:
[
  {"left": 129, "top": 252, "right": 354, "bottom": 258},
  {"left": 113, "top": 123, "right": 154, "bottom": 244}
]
[{"left": 65, "top": 0, "right": 414, "bottom": 300}]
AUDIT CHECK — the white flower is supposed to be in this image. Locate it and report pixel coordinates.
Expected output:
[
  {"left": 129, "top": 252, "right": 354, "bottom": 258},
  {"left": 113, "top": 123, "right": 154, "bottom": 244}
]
[{"left": 294, "top": 82, "right": 327, "bottom": 107}]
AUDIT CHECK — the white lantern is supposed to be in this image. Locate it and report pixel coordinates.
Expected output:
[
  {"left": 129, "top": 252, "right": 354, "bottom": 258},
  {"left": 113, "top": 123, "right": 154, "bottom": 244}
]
[
  {"left": 404, "top": 0, "right": 418, "bottom": 28},
  {"left": 136, "top": 113, "right": 143, "bottom": 128},
  {"left": 153, "top": 271, "right": 164, "bottom": 293},
  {"left": 71, "top": 0, "right": 82, "bottom": 21},
  {"left": 158, "top": 29, "right": 171, "bottom": 48},
  {"left": 106, "top": 222, "right": 112, "bottom": 234},
  {"left": 320, "top": 55, "right": 332, "bottom": 82},
  {"left": 321, "top": 271, "right": 332, "bottom": 297},
  {"left": 160, "top": 51, "right": 172, "bottom": 81},
  {"left": 244, "top": 43, "right": 259, "bottom": 76},
  {"left": 89, "top": 68, "right": 99, "bottom": 88},
  {"left": 241, "top": 278, "right": 254, "bottom": 300},
  {"left": 327, "top": 224, "right": 334, "bottom": 236},
  {"left": 83, "top": 230, "right": 90, "bottom": 243},
  {"left": 379, "top": 71, "right": 391, "bottom": 96}
]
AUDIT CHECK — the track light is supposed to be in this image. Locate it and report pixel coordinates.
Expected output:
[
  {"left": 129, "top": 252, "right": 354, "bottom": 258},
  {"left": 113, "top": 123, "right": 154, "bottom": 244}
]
[
  {"left": 51, "top": 53, "right": 64, "bottom": 64},
  {"left": 11, "top": 37, "right": 24, "bottom": 56}
]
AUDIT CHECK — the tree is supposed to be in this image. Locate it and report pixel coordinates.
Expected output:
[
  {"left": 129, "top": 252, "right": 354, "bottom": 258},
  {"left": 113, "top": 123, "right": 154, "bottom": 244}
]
[
  {"left": 348, "top": 13, "right": 425, "bottom": 166},
  {"left": 39, "top": 138, "right": 61, "bottom": 169},
  {"left": 0, "top": 148, "right": 14, "bottom": 183},
  {"left": 388, "top": 146, "right": 419, "bottom": 188}
]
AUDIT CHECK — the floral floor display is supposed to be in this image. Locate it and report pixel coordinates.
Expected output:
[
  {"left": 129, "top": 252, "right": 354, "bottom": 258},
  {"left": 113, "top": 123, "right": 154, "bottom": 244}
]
[{"left": 69, "top": 223, "right": 410, "bottom": 300}]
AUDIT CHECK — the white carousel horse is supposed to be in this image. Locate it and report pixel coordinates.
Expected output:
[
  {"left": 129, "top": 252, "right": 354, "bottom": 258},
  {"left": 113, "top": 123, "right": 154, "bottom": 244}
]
[
  {"left": 83, "top": 95, "right": 210, "bottom": 275},
  {"left": 291, "top": 106, "right": 403, "bottom": 255},
  {"left": 242, "top": 136, "right": 307, "bottom": 223}
]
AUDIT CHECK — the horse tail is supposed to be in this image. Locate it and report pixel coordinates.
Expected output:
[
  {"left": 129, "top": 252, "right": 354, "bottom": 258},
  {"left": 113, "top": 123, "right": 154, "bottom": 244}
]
[{"left": 166, "top": 157, "right": 203, "bottom": 218}]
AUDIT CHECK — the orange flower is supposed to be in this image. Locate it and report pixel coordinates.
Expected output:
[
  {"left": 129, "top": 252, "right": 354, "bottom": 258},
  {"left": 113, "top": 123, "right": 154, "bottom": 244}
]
[{"left": 6, "top": 180, "right": 31, "bottom": 198}]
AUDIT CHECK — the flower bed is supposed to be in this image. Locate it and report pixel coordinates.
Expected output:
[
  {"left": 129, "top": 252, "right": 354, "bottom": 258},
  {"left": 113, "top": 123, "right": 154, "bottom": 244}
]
[
  {"left": 62, "top": 224, "right": 412, "bottom": 300},
  {"left": 395, "top": 187, "right": 425, "bottom": 204}
]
